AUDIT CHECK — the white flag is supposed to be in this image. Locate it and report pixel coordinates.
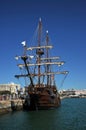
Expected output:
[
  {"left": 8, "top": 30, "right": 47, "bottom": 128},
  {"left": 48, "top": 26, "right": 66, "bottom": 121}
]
[{"left": 21, "top": 41, "right": 26, "bottom": 46}]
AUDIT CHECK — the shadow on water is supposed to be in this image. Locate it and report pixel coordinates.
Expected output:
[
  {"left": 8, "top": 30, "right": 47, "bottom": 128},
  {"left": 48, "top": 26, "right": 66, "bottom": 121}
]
[{"left": 0, "top": 98, "right": 86, "bottom": 130}]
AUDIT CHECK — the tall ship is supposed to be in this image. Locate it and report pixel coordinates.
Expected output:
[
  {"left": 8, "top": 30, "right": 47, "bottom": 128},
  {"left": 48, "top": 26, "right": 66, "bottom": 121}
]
[{"left": 15, "top": 18, "right": 68, "bottom": 110}]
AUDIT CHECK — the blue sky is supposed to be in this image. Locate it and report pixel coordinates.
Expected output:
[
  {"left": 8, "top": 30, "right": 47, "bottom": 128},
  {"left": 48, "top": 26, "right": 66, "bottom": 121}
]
[{"left": 0, "top": 0, "right": 86, "bottom": 90}]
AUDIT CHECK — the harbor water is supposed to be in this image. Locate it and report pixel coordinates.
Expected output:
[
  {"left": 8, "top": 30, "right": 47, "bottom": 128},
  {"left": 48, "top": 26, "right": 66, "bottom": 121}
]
[{"left": 0, "top": 98, "right": 86, "bottom": 130}]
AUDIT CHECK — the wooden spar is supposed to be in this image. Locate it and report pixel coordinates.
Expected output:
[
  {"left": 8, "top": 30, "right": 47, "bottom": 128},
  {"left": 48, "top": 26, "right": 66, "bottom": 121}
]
[
  {"left": 27, "top": 45, "right": 53, "bottom": 50},
  {"left": 15, "top": 56, "right": 60, "bottom": 61},
  {"left": 18, "top": 61, "right": 65, "bottom": 67},
  {"left": 21, "top": 56, "right": 34, "bottom": 87},
  {"left": 15, "top": 71, "right": 69, "bottom": 78},
  {"left": 40, "top": 57, "right": 60, "bottom": 60}
]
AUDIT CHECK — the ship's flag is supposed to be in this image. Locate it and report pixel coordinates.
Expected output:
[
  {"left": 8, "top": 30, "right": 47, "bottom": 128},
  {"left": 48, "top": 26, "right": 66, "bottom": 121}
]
[{"left": 21, "top": 41, "right": 26, "bottom": 46}]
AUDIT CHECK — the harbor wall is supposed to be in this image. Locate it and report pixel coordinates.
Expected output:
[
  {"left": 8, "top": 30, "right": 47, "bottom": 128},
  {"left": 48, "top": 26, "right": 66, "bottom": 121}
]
[{"left": 0, "top": 99, "right": 24, "bottom": 114}]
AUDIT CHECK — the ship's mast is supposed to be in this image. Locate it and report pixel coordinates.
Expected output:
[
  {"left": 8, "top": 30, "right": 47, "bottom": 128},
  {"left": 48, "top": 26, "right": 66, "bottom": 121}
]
[
  {"left": 46, "top": 31, "right": 50, "bottom": 86},
  {"left": 37, "top": 18, "right": 43, "bottom": 87}
]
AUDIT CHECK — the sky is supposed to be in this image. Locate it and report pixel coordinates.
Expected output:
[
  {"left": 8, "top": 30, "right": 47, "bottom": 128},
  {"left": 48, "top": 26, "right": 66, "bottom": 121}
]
[{"left": 0, "top": 0, "right": 86, "bottom": 90}]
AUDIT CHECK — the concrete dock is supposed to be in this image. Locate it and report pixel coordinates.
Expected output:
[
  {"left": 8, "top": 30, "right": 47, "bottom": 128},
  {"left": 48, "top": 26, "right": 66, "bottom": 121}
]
[{"left": 0, "top": 99, "right": 24, "bottom": 114}]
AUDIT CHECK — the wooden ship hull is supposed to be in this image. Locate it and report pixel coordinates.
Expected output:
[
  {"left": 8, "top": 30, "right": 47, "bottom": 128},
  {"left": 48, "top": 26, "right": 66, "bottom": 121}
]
[{"left": 23, "top": 86, "right": 61, "bottom": 110}]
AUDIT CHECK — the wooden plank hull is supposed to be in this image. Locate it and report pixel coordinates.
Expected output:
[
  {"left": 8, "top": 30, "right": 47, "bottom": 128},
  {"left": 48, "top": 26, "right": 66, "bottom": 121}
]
[{"left": 23, "top": 89, "right": 61, "bottom": 110}]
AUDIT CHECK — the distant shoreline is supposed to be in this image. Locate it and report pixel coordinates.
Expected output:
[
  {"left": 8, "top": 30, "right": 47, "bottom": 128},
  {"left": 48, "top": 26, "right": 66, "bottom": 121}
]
[{"left": 60, "top": 95, "right": 86, "bottom": 99}]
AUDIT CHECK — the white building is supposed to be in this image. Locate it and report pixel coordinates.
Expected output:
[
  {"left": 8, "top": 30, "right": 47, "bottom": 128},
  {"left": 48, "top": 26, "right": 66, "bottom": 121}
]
[
  {"left": 59, "top": 89, "right": 86, "bottom": 97},
  {"left": 0, "top": 82, "right": 20, "bottom": 95},
  {"left": 75, "top": 89, "right": 86, "bottom": 96}
]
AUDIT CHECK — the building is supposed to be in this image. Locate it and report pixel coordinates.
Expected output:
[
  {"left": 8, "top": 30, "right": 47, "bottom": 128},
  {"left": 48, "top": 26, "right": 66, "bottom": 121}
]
[
  {"left": 59, "top": 89, "right": 86, "bottom": 98},
  {"left": 59, "top": 89, "right": 75, "bottom": 96},
  {"left": 75, "top": 89, "right": 86, "bottom": 96},
  {"left": 0, "top": 82, "right": 21, "bottom": 100}
]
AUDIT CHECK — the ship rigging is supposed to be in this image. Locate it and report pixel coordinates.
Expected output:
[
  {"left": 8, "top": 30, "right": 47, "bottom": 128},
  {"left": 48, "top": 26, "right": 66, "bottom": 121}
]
[{"left": 15, "top": 18, "right": 68, "bottom": 110}]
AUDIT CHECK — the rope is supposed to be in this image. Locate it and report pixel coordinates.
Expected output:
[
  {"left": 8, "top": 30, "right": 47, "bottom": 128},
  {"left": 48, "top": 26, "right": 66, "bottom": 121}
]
[{"left": 59, "top": 73, "right": 68, "bottom": 89}]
